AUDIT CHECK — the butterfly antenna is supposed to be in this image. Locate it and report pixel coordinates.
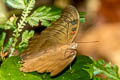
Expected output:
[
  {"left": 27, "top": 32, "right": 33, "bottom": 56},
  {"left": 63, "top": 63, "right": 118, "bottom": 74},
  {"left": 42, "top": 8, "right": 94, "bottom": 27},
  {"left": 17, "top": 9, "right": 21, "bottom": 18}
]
[{"left": 76, "top": 41, "right": 99, "bottom": 43}]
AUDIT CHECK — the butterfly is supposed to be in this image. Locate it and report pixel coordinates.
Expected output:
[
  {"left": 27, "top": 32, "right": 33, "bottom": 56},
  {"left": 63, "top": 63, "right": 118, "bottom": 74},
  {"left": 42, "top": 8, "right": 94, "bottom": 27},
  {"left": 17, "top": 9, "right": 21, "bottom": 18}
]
[{"left": 20, "top": 5, "right": 80, "bottom": 76}]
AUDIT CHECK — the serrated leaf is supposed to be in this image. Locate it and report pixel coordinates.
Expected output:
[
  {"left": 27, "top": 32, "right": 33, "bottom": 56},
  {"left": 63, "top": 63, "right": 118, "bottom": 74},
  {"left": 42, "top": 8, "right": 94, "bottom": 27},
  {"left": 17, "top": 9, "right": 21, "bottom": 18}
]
[
  {"left": 0, "top": 16, "right": 18, "bottom": 30},
  {"left": 21, "top": 30, "right": 34, "bottom": 41},
  {"left": 112, "top": 64, "right": 119, "bottom": 77},
  {"left": 17, "top": 30, "right": 34, "bottom": 52},
  {"left": 93, "top": 59, "right": 120, "bottom": 80},
  {"left": 41, "top": 20, "right": 51, "bottom": 27},
  {"left": 5, "top": 0, "right": 27, "bottom": 9},
  {"left": 27, "top": 17, "right": 39, "bottom": 26},
  {"left": 27, "top": 6, "right": 62, "bottom": 27}
]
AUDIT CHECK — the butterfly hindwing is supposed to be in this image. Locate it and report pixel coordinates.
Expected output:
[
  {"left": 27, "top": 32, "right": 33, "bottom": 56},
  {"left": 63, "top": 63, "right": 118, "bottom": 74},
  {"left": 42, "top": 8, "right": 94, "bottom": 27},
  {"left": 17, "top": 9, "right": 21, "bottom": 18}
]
[{"left": 21, "top": 44, "right": 76, "bottom": 76}]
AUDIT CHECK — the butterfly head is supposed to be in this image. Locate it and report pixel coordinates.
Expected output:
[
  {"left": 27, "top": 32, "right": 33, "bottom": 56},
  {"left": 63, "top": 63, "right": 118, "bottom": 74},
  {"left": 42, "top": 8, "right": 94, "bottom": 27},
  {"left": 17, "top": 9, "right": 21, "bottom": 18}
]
[
  {"left": 64, "top": 43, "right": 78, "bottom": 59},
  {"left": 69, "top": 43, "right": 78, "bottom": 49}
]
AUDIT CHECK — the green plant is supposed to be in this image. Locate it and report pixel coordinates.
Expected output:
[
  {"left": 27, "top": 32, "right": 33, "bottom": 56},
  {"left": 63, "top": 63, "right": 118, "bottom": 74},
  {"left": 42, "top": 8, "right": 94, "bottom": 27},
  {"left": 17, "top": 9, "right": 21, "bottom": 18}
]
[
  {"left": 84, "top": 59, "right": 120, "bottom": 80},
  {"left": 79, "top": 12, "right": 86, "bottom": 23},
  {"left": 93, "top": 60, "right": 120, "bottom": 80},
  {"left": 10, "top": 0, "right": 36, "bottom": 56},
  {"left": 0, "top": 0, "right": 62, "bottom": 57},
  {"left": 0, "top": 0, "right": 120, "bottom": 80},
  {"left": 0, "top": 32, "right": 13, "bottom": 60}
]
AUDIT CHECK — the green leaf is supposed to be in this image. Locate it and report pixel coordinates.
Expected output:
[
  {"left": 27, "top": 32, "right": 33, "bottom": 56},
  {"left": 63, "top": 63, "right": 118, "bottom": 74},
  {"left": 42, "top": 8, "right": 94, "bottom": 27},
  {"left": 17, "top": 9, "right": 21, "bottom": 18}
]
[
  {"left": 0, "top": 55, "right": 93, "bottom": 80},
  {"left": 0, "top": 24, "right": 11, "bottom": 30},
  {"left": 93, "top": 60, "right": 120, "bottom": 80},
  {"left": 27, "top": 6, "right": 62, "bottom": 27},
  {"left": 50, "top": 55, "right": 93, "bottom": 80},
  {"left": 17, "top": 30, "right": 34, "bottom": 52},
  {"left": 80, "top": 12, "right": 86, "bottom": 15},
  {"left": 93, "top": 77, "right": 102, "bottom": 80},
  {"left": 0, "top": 32, "right": 6, "bottom": 49},
  {"left": 21, "top": 30, "right": 34, "bottom": 43},
  {"left": 5, "top": 0, "right": 27, "bottom": 9},
  {"left": 41, "top": 20, "right": 52, "bottom": 27},
  {"left": 28, "top": 30, "right": 34, "bottom": 38},
  {"left": 0, "top": 16, "right": 18, "bottom": 30},
  {"left": 22, "top": 30, "right": 34, "bottom": 40},
  {"left": 0, "top": 56, "right": 42, "bottom": 80},
  {"left": 3, "top": 38, "right": 13, "bottom": 53},
  {"left": 83, "top": 64, "right": 94, "bottom": 79},
  {"left": 80, "top": 18, "right": 85, "bottom": 23},
  {"left": 79, "top": 12, "right": 86, "bottom": 23}
]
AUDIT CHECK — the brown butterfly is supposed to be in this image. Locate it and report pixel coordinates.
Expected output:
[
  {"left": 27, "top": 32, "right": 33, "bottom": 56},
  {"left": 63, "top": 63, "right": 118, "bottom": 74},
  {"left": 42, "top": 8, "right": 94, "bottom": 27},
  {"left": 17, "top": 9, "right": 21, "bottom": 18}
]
[{"left": 20, "top": 5, "right": 80, "bottom": 76}]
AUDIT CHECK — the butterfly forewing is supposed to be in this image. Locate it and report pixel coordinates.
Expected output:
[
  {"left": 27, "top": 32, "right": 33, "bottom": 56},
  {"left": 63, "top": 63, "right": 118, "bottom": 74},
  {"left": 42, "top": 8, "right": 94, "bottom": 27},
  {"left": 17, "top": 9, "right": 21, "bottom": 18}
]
[
  {"left": 39, "top": 5, "right": 80, "bottom": 44},
  {"left": 21, "top": 5, "right": 80, "bottom": 76}
]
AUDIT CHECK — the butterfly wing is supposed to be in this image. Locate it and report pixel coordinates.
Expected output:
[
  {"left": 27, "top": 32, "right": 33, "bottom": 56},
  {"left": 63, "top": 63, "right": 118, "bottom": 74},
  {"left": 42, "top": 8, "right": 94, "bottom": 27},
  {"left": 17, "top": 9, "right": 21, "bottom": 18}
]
[
  {"left": 21, "top": 5, "right": 80, "bottom": 76},
  {"left": 21, "top": 44, "right": 77, "bottom": 76},
  {"left": 40, "top": 5, "right": 80, "bottom": 44}
]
